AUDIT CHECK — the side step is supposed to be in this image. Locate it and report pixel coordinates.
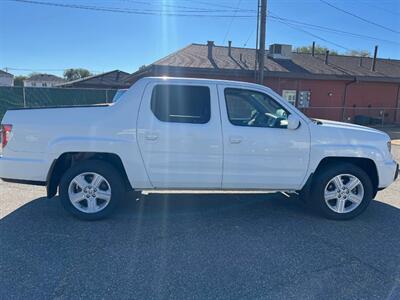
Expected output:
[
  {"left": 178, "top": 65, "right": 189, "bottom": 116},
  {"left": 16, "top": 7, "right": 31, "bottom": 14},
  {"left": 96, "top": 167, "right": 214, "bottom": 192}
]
[{"left": 139, "top": 189, "right": 296, "bottom": 195}]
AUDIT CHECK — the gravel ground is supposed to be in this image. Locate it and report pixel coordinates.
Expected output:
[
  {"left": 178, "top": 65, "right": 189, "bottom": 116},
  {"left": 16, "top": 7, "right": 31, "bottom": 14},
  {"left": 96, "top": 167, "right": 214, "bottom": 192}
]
[{"left": 1, "top": 146, "right": 399, "bottom": 299}]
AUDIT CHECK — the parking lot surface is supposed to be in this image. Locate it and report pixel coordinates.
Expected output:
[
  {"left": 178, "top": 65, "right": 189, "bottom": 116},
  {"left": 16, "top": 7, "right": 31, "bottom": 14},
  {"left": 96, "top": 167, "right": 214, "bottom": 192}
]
[{"left": 1, "top": 147, "right": 399, "bottom": 299}]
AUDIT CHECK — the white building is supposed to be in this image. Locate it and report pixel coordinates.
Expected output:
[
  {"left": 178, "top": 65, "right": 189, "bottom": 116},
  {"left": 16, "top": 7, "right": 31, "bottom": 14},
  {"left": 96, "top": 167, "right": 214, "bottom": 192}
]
[
  {"left": 23, "top": 74, "right": 65, "bottom": 87},
  {"left": 0, "top": 70, "right": 14, "bottom": 86}
]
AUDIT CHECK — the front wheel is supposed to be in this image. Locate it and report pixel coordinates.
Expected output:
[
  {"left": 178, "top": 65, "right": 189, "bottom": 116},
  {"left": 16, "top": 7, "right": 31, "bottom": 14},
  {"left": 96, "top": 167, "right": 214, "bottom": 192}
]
[
  {"left": 59, "top": 160, "right": 124, "bottom": 220},
  {"left": 311, "top": 163, "right": 373, "bottom": 220}
]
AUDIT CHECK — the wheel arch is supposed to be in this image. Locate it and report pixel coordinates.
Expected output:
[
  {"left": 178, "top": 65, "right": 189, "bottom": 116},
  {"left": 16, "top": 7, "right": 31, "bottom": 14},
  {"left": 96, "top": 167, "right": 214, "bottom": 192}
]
[
  {"left": 315, "top": 157, "right": 378, "bottom": 190},
  {"left": 301, "top": 156, "right": 379, "bottom": 199},
  {"left": 46, "top": 152, "right": 133, "bottom": 198}
]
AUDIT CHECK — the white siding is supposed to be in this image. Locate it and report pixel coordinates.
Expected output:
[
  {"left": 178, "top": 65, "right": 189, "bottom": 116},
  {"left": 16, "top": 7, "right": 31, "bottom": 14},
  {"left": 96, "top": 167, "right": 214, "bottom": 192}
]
[
  {"left": 23, "top": 80, "right": 64, "bottom": 87},
  {"left": 0, "top": 75, "right": 14, "bottom": 86}
]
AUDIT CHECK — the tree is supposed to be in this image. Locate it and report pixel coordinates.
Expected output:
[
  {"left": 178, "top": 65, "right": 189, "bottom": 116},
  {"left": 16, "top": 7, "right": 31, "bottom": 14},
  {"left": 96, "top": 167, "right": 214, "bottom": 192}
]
[
  {"left": 295, "top": 44, "right": 339, "bottom": 56},
  {"left": 13, "top": 75, "right": 27, "bottom": 86},
  {"left": 138, "top": 65, "right": 147, "bottom": 71},
  {"left": 63, "top": 68, "right": 92, "bottom": 81},
  {"left": 345, "top": 50, "right": 370, "bottom": 57}
]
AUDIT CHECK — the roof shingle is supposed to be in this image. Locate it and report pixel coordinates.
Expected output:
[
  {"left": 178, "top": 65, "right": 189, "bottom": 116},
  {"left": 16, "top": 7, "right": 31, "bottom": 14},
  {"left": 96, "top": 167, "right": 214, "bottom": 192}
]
[
  {"left": 0, "top": 70, "right": 14, "bottom": 77},
  {"left": 59, "top": 70, "right": 130, "bottom": 88},
  {"left": 144, "top": 43, "right": 400, "bottom": 82}
]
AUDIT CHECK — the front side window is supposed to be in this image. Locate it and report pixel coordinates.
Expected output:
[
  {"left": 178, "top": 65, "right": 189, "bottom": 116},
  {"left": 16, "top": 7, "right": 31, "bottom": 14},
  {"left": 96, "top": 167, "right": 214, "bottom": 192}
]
[
  {"left": 151, "top": 85, "right": 211, "bottom": 124},
  {"left": 225, "top": 88, "right": 289, "bottom": 128}
]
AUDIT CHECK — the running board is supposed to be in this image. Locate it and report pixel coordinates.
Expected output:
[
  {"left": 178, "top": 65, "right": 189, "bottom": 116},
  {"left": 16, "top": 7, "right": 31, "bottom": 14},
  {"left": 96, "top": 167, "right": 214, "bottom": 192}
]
[{"left": 139, "top": 189, "right": 296, "bottom": 195}]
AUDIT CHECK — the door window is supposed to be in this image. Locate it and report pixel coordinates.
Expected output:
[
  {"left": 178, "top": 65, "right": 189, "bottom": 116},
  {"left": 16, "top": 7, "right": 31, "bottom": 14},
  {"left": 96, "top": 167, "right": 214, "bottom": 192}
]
[
  {"left": 225, "top": 88, "right": 289, "bottom": 128},
  {"left": 151, "top": 84, "right": 211, "bottom": 124}
]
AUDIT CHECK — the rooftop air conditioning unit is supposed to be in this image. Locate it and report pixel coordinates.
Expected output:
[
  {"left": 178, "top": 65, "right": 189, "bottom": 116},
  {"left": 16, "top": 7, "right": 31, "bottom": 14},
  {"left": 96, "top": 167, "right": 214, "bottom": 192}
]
[{"left": 268, "top": 44, "right": 292, "bottom": 59}]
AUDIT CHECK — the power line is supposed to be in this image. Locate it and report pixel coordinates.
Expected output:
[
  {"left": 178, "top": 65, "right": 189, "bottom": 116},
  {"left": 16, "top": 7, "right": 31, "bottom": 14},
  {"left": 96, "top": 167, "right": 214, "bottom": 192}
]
[
  {"left": 272, "top": 19, "right": 352, "bottom": 51},
  {"left": 244, "top": 0, "right": 260, "bottom": 47},
  {"left": 8, "top": 0, "right": 399, "bottom": 49},
  {"left": 119, "top": 0, "right": 256, "bottom": 13},
  {"left": 222, "top": 0, "right": 242, "bottom": 44},
  {"left": 243, "top": 27, "right": 256, "bottom": 47},
  {"left": 181, "top": 0, "right": 251, "bottom": 11},
  {"left": 268, "top": 13, "right": 400, "bottom": 45},
  {"left": 7, "top": 0, "right": 257, "bottom": 17},
  {"left": 367, "top": 3, "right": 400, "bottom": 17},
  {"left": 319, "top": 0, "right": 400, "bottom": 34}
]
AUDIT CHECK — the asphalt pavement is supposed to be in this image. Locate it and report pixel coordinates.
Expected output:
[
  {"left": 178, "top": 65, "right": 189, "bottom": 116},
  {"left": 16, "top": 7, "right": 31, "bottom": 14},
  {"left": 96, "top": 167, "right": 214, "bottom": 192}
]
[{"left": 1, "top": 147, "right": 399, "bottom": 299}]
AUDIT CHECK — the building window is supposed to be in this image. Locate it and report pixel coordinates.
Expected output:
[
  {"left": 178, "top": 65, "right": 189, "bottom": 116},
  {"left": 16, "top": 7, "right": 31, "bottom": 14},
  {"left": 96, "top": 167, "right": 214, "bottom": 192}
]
[
  {"left": 31, "top": 82, "right": 36, "bottom": 87},
  {"left": 42, "top": 83, "right": 47, "bottom": 87},
  {"left": 151, "top": 84, "right": 211, "bottom": 124},
  {"left": 224, "top": 88, "right": 289, "bottom": 128},
  {"left": 282, "top": 90, "right": 297, "bottom": 106}
]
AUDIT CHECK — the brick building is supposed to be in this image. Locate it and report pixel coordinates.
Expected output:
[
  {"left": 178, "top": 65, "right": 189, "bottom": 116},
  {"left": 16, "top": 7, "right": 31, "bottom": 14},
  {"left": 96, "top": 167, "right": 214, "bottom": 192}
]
[{"left": 126, "top": 42, "right": 400, "bottom": 124}]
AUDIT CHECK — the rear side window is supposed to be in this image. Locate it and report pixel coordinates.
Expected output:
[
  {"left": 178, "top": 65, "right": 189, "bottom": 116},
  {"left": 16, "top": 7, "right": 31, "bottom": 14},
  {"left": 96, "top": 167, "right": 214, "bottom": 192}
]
[{"left": 151, "top": 85, "right": 211, "bottom": 124}]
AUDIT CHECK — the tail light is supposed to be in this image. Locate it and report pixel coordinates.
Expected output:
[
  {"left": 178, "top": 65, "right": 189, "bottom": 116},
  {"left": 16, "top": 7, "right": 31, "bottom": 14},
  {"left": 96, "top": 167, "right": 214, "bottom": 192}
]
[{"left": 1, "top": 124, "right": 13, "bottom": 150}]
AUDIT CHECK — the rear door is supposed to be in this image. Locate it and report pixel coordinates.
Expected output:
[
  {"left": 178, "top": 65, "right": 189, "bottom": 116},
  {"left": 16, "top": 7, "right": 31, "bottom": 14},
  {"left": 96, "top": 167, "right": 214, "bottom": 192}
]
[
  {"left": 217, "top": 85, "right": 310, "bottom": 190},
  {"left": 137, "top": 81, "right": 223, "bottom": 189}
]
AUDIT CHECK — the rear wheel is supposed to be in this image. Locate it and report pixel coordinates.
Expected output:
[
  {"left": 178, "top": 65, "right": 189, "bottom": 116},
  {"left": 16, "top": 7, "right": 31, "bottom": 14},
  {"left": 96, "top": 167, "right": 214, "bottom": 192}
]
[
  {"left": 311, "top": 163, "right": 373, "bottom": 220},
  {"left": 59, "top": 160, "right": 124, "bottom": 220}
]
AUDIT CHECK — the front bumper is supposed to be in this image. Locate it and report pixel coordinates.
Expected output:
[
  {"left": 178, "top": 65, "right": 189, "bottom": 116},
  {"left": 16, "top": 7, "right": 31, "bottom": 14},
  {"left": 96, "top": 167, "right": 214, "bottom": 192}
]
[{"left": 377, "top": 159, "right": 399, "bottom": 188}]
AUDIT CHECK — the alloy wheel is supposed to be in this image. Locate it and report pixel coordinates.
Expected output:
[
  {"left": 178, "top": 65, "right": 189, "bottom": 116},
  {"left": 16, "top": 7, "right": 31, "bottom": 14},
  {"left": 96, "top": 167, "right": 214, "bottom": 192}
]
[
  {"left": 324, "top": 173, "right": 364, "bottom": 214},
  {"left": 68, "top": 172, "right": 112, "bottom": 214}
]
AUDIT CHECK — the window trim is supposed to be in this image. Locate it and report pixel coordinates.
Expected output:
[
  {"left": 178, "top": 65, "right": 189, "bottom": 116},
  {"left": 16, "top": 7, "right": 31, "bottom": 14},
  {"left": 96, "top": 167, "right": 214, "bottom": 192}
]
[
  {"left": 150, "top": 84, "right": 211, "bottom": 125},
  {"left": 224, "top": 87, "right": 290, "bottom": 129}
]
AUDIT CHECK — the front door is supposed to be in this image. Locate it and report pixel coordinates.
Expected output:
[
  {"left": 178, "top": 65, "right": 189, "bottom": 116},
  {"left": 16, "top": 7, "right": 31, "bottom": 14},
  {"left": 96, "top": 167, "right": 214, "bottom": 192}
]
[
  {"left": 137, "top": 82, "right": 223, "bottom": 189},
  {"left": 217, "top": 85, "right": 310, "bottom": 190}
]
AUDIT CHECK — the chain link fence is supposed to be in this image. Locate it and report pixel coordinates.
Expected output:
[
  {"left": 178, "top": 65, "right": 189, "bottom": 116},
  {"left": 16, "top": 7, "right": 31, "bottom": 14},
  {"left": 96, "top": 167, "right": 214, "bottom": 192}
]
[
  {"left": 299, "top": 107, "right": 400, "bottom": 127},
  {"left": 1, "top": 87, "right": 399, "bottom": 127},
  {"left": 0, "top": 86, "right": 118, "bottom": 120}
]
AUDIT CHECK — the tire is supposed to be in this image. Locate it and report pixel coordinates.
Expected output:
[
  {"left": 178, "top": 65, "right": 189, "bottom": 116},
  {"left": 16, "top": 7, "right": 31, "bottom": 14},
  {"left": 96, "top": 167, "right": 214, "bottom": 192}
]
[
  {"left": 59, "top": 160, "right": 124, "bottom": 220},
  {"left": 310, "top": 163, "right": 373, "bottom": 220}
]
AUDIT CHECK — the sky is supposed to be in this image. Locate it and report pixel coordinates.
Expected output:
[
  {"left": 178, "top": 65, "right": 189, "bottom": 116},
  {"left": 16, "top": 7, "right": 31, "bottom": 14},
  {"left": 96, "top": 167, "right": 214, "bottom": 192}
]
[{"left": 0, "top": 0, "right": 399, "bottom": 77}]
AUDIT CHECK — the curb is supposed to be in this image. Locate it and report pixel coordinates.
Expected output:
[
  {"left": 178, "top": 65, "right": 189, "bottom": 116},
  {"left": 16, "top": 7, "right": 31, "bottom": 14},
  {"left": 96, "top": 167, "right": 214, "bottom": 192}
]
[{"left": 391, "top": 140, "right": 400, "bottom": 146}]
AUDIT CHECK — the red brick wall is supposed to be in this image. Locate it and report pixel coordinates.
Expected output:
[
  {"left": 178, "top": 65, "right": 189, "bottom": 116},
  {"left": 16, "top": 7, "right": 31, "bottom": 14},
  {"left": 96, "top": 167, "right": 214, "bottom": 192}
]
[
  {"left": 264, "top": 78, "right": 347, "bottom": 121},
  {"left": 345, "top": 82, "right": 399, "bottom": 123}
]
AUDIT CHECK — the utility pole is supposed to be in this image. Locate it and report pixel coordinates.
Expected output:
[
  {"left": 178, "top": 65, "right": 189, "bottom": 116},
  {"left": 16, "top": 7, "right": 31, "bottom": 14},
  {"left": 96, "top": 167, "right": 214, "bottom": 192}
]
[
  {"left": 258, "top": 0, "right": 267, "bottom": 84},
  {"left": 254, "top": 0, "right": 260, "bottom": 82}
]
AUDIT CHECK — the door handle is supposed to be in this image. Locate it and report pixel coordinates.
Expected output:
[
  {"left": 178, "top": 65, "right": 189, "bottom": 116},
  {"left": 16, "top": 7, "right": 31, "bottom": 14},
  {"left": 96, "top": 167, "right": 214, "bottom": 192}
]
[
  {"left": 229, "top": 136, "right": 242, "bottom": 144},
  {"left": 145, "top": 134, "right": 159, "bottom": 141}
]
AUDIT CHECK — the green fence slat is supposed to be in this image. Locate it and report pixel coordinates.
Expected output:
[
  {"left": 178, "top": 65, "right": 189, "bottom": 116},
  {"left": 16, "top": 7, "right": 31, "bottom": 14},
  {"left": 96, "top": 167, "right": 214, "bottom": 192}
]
[
  {"left": 0, "top": 87, "right": 24, "bottom": 121},
  {"left": 0, "top": 87, "right": 118, "bottom": 121}
]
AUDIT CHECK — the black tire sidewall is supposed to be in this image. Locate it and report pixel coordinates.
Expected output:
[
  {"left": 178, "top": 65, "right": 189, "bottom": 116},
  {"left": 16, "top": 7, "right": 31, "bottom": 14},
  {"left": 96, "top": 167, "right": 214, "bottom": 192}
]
[
  {"left": 59, "top": 160, "right": 124, "bottom": 220},
  {"left": 311, "top": 163, "right": 373, "bottom": 220}
]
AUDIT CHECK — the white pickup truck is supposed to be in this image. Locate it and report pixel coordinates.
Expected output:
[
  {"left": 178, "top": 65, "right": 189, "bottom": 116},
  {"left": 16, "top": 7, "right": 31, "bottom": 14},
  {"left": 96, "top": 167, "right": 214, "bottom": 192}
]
[{"left": 0, "top": 77, "right": 398, "bottom": 220}]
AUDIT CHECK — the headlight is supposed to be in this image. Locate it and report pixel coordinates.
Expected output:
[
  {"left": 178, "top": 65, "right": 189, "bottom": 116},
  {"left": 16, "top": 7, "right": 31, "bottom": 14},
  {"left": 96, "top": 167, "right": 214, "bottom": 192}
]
[{"left": 387, "top": 141, "right": 392, "bottom": 153}]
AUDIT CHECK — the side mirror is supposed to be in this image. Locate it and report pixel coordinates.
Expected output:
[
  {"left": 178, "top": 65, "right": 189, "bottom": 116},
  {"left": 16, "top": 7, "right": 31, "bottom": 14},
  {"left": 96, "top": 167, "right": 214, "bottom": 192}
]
[{"left": 287, "top": 115, "right": 301, "bottom": 130}]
